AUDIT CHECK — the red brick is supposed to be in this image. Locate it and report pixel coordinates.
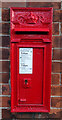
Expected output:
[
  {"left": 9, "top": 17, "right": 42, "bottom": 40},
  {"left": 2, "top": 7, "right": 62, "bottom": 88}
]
[
  {"left": 0, "top": 48, "right": 10, "bottom": 60},
  {"left": 52, "top": 62, "right": 62, "bottom": 73},
  {"left": 0, "top": 85, "right": 2, "bottom": 95},
  {"left": 0, "top": 73, "right": 2, "bottom": 83},
  {"left": 52, "top": 36, "right": 60, "bottom": 48},
  {"left": 51, "top": 97, "right": 62, "bottom": 108},
  {"left": 0, "top": 23, "right": 10, "bottom": 34},
  {"left": 49, "top": 109, "right": 62, "bottom": 118},
  {"left": 53, "top": 49, "right": 62, "bottom": 60},
  {"left": 0, "top": 97, "right": 2, "bottom": 107},
  {"left": 26, "top": 2, "right": 61, "bottom": 9},
  {"left": 0, "top": 97, "right": 10, "bottom": 107},
  {"left": 0, "top": 36, "right": 2, "bottom": 47},
  {"left": 0, "top": 48, "right": 2, "bottom": 59},
  {"left": 1, "top": 97, "right": 10, "bottom": 107},
  {"left": 2, "top": 23, "right": 10, "bottom": 34},
  {"left": 51, "top": 74, "right": 60, "bottom": 85},
  {"left": 61, "top": 23, "right": 62, "bottom": 34},
  {"left": 2, "top": 48, "right": 10, "bottom": 60},
  {"left": 0, "top": 23, "right": 2, "bottom": 33},
  {"left": 53, "top": 10, "right": 60, "bottom": 22},
  {"left": 60, "top": 36, "right": 62, "bottom": 48},
  {"left": 2, "top": 9, "right": 10, "bottom": 21},
  {"left": 2, "top": 2, "right": 26, "bottom": 8},
  {"left": 51, "top": 86, "right": 62, "bottom": 96},
  {"left": 0, "top": 61, "right": 10, "bottom": 72},
  {"left": 0, "top": 73, "right": 9, "bottom": 83},
  {"left": 2, "top": 109, "right": 12, "bottom": 119},
  {"left": 2, "top": 85, "right": 10, "bottom": 95},
  {"left": 61, "top": 74, "right": 62, "bottom": 84},
  {"left": 60, "top": 10, "right": 62, "bottom": 22},
  {"left": 52, "top": 23, "right": 59, "bottom": 35},
  {"left": 2, "top": 36, "right": 10, "bottom": 47}
]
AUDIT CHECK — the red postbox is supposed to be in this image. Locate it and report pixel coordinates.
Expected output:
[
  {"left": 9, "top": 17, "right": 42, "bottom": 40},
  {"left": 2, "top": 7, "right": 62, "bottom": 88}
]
[{"left": 10, "top": 7, "right": 53, "bottom": 112}]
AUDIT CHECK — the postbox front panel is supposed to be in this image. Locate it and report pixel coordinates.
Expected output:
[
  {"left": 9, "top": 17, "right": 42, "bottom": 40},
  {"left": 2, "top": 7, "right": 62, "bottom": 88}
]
[
  {"left": 18, "top": 46, "right": 44, "bottom": 105},
  {"left": 10, "top": 7, "right": 53, "bottom": 112}
]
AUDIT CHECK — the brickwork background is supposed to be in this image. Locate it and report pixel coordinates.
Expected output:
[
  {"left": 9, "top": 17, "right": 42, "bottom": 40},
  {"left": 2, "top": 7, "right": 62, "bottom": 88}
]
[{"left": 0, "top": 1, "right": 62, "bottom": 119}]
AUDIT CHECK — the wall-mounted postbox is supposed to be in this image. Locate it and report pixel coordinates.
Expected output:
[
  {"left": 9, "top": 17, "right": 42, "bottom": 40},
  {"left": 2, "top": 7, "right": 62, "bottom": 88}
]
[{"left": 10, "top": 7, "right": 53, "bottom": 112}]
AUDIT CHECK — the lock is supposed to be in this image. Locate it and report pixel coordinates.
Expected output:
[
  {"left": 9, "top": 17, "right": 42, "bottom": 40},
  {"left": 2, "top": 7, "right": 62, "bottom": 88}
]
[
  {"left": 23, "top": 78, "right": 31, "bottom": 88},
  {"left": 25, "top": 79, "right": 28, "bottom": 84}
]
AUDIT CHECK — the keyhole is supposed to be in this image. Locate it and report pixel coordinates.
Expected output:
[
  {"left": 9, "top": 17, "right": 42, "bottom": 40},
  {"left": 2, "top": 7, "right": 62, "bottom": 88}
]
[{"left": 25, "top": 79, "right": 28, "bottom": 84}]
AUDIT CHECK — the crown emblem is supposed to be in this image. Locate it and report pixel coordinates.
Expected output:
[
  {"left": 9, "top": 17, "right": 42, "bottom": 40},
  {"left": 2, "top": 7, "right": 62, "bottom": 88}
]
[{"left": 16, "top": 12, "right": 44, "bottom": 24}]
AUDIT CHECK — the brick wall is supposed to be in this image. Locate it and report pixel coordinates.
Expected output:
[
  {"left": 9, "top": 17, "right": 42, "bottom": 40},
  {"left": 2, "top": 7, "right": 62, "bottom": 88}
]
[{"left": 0, "top": 1, "right": 62, "bottom": 119}]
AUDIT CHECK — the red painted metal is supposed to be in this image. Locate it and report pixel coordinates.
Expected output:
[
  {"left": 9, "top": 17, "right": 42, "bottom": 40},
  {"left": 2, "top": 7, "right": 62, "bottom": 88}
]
[
  {"left": 14, "top": 28, "right": 49, "bottom": 32},
  {"left": 10, "top": 7, "right": 53, "bottom": 112}
]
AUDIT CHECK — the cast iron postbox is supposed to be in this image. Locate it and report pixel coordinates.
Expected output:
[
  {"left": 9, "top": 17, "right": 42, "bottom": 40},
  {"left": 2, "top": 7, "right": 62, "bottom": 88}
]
[{"left": 10, "top": 7, "right": 53, "bottom": 112}]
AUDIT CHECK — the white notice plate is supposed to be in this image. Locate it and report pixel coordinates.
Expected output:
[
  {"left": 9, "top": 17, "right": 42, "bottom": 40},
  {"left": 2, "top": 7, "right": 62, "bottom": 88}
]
[{"left": 19, "top": 48, "right": 33, "bottom": 74}]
